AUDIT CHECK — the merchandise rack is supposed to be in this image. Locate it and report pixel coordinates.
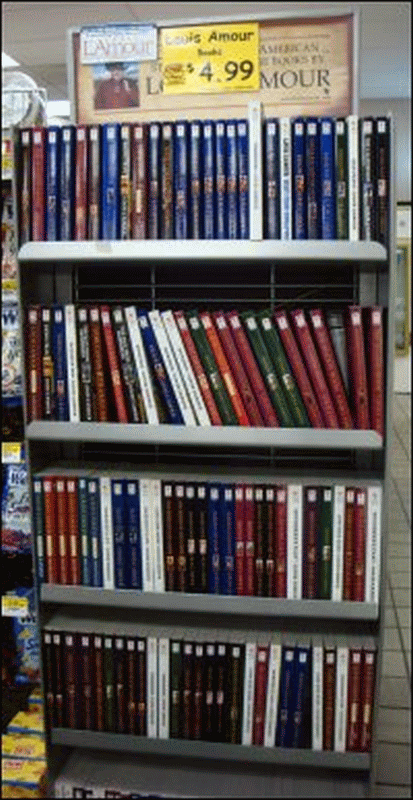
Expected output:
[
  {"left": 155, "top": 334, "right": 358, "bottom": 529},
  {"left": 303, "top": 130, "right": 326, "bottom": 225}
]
[
  {"left": 18, "top": 226, "right": 395, "bottom": 797},
  {"left": 15, "top": 6, "right": 395, "bottom": 788}
]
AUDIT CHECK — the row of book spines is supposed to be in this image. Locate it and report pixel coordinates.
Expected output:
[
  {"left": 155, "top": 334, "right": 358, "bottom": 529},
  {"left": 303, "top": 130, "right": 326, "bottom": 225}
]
[
  {"left": 26, "top": 302, "right": 385, "bottom": 436},
  {"left": 42, "top": 630, "right": 376, "bottom": 753},
  {"left": 19, "top": 114, "right": 389, "bottom": 246},
  {"left": 263, "top": 115, "right": 389, "bottom": 243},
  {"left": 33, "top": 476, "right": 382, "bottom": 605},
  {"left": 18, "top": 119, "right": 250, "bottom": 244}
]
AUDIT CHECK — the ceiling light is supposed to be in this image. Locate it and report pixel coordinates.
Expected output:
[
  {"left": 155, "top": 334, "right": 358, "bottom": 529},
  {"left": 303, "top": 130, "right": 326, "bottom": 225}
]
[{"left": 2, "top": 52, "right": 20, "bottom": 68}]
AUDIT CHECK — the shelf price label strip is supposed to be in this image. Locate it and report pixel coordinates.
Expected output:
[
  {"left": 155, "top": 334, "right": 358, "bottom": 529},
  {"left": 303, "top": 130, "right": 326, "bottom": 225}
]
[{"left": 160, "top": 22, "right": 260, "bottom": 94}]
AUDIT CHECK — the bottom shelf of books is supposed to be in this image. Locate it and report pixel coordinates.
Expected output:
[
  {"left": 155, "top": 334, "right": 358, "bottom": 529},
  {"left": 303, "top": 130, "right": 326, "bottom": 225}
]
[{"left": 42, "top": 620, "right": 377, "bottom": 768}]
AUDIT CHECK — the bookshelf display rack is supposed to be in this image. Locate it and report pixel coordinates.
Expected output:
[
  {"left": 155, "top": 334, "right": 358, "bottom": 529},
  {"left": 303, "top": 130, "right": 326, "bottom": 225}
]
[{"left": 17, "top": 220, "right": 394, "bottom": 797}]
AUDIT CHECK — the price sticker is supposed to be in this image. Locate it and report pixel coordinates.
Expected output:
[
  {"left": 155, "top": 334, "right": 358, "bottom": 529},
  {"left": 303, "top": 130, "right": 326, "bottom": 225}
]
[
  {"left": 161, "top": 22, "right": 259, "bottom": 94},
  {"left": 2, "top": 595, "right": 29, "bottom": 617},
  {"left": 2, "top": 442, "right": 23, "bottom": 463}
]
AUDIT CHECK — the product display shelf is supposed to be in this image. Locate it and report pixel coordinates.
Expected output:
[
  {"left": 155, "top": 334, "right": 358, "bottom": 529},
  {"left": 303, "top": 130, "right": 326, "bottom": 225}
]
[
  {"left": 50, "top": 729, "right": 371, "bottom": 770},
  {"left": 18, "top": 229, "right": 394, "bottom": 799}
]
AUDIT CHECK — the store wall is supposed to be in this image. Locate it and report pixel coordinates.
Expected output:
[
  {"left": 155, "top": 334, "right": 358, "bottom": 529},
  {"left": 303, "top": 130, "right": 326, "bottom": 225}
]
[{"left": 360, "top": 98, "right": 411, "bottom": 395}]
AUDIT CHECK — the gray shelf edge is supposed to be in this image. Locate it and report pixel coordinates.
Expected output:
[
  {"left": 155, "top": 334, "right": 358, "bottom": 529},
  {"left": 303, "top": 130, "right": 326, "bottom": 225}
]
[
  {"left": 26, "top": 422, "right": 383, "bottom": 450},
  {"left": 50, "top": 729, "right": 371, "bottom": 770},
  {"left": 40, "top": 585, "right": 379, "bottom": 620},
  {"left": 18, "top": 239, "right": 387, "bottom": 263}
]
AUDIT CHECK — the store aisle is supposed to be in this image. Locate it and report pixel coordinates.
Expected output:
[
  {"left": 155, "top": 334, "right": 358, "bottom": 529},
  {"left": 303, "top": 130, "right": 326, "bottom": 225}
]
[{"left": 375, "top": 392, "right": 411, "bottom": 797}]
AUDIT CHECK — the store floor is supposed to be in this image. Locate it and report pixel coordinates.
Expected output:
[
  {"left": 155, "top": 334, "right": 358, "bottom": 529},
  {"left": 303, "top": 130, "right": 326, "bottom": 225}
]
[{"left": 374, "top": 392, "right": 411, "bottom": 797}]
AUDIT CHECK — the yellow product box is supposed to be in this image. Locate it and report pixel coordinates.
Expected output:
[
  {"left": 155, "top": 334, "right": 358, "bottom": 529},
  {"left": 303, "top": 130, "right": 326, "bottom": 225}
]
[
  {"left": 2, "top": 757, "right": 46, "bottom": 797},
  {"left": 7, "top": 710, "right": 45, "bottom": 736},
  {"left": 2, "top": 733, "right": 46, "bottom": 760}
]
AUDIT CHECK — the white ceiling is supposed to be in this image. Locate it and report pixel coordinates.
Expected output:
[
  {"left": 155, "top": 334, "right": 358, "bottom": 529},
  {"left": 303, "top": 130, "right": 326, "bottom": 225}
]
[{"left": 2, "top": 1, "right": 411, "bottom": 102}]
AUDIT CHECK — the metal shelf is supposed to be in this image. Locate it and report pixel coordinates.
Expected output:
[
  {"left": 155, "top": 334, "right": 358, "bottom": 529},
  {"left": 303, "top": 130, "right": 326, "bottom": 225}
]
[
  {"left": 26, "top": 422, "right": 383, "bottom": 450},
  {"left": 50, "top": 729, "right": 371, "bottom": 770},
  {"left": 40, "top": 585, "right": 379, "bottom": 621},
  {"left": 18, "top": 239, "right": 388, "bottom": 264}
]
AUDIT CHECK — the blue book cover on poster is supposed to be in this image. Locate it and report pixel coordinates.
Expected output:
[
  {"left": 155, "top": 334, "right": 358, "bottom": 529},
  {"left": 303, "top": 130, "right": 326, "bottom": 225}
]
[
  {"left": 290, "top": 644, "right": 311, "bottom": 748},
  {"left": 78, "top": 477, "right": 91, "bottom": 586},
  {"left": 174, "top": 120, "right": 189, "bottom": 239},
  {"left": 237, "top": 119, "right": 249, "bottom": 240},
  {"left": 137, "top": 309, "right": 184, "bottom": 424},
  {"left": 207, "top": 483, "right": 221, "bottom": 594},
  {"left": 219, "top": 484, "right": 235, "bottom": 595},
  {"left": 264, "top": 119, "right": 280, "bottom": 239},
  {"left": 87, "top": 478, "right": 103, "bottom": 587},
  {"left": 276, "top": 644, "right": 296, "bottom": 747},
  {"left": 320, "top": 118, "right": 336, "bottom": 239},
  {"left": 202, "top": 120, "right": 216, "bottom": 239},
  {"left": 111, "top": 479, "right": 127, "bottom": 589},
  {"left": 215, "top": 120, "right": 227, "bottom": 239},
  {"left": 125, "top": 480, "right": 142, "bottom": 590},
  {"left": 51, "top": 305, "right": 69, "bottom": 421},
  {"left": 101, "top": 122, "right": 120, "bottom": 240},
  {"left": 189, "top": 120, "right": 203, "bottom": 239},
  {"left": 226, "top": 120, "right": 238, "bottom": 240},
  {"left": 46, "top": 126, "right": 61, "bottom": 241},
  {"left": 305, "top": 118, "right": 321, "bottom": 239},
  {"left": 59, "top": 125, "right": 75, "bottom": 241},
  {"left": 292, "top": 118, "right": 307, "bottom": 239},
  {"left": 148, "top": 122, "right": 161, "bottom": 239}
]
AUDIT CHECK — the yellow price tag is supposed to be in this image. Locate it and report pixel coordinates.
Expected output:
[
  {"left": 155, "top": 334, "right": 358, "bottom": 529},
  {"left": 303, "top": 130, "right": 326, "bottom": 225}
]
[
  {"left": 161, "top": 22, "right": 259, "bottom": 94},
  {"left": 2, "top": 595, "right": 29, "bottom": 617},
  {"left": 2, "top": 442, "right": 23, "bottom": 463}
]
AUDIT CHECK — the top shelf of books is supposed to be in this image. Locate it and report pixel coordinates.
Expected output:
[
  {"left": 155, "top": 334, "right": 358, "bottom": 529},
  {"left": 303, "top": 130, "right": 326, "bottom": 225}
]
[{"left": 18, "top": 240, "right": 387, "bottom": 265}]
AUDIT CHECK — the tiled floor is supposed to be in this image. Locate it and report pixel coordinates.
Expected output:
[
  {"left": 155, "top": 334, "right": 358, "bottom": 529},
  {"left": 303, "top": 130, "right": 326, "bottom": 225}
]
[{"left": 374, "top": 392, "right": 411, "bottom": 798}]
